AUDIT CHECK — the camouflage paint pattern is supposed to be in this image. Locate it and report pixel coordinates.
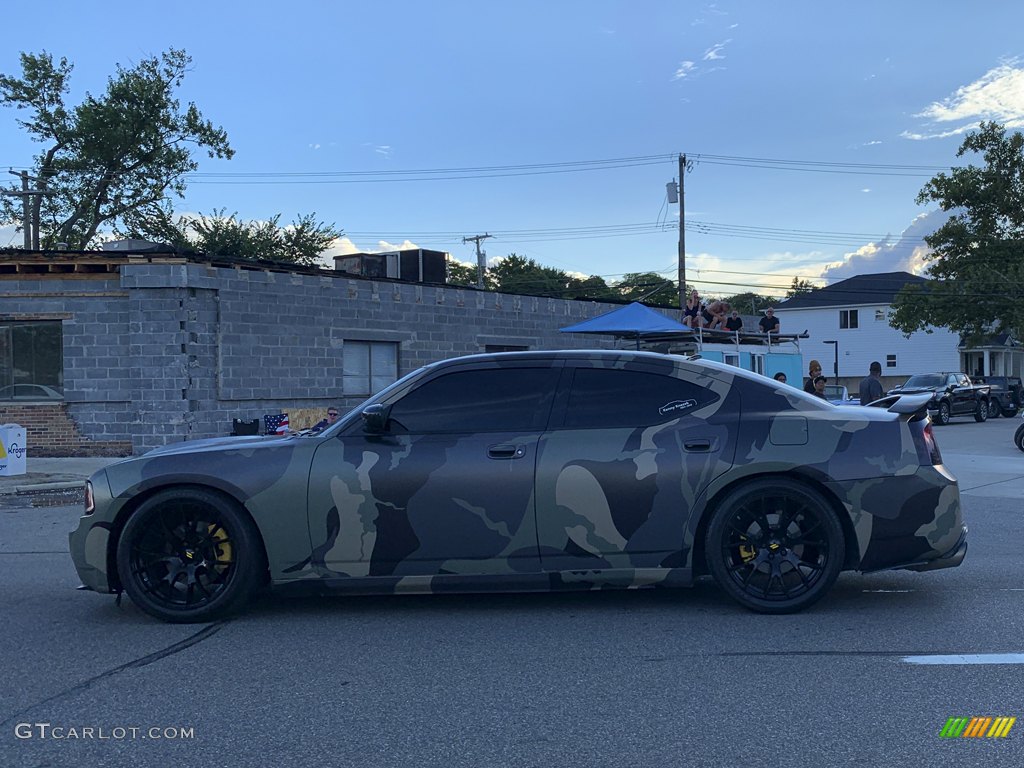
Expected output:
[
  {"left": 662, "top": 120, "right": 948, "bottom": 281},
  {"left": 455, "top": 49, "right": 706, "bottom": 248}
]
[{"left": 69, "top": 350, "right": 965, "bottom": 599}]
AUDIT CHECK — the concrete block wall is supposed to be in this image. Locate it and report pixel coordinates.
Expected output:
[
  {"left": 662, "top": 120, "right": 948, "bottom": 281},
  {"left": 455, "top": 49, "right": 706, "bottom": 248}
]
[{"left": 4, "top": 261, "right": 655, "bottom": 454}]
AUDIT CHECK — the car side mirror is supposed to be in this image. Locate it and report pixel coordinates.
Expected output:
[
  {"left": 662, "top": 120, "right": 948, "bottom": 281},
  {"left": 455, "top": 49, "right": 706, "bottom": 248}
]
[{"left": 361, "top": 404, "right": 391, "bottom": 434}]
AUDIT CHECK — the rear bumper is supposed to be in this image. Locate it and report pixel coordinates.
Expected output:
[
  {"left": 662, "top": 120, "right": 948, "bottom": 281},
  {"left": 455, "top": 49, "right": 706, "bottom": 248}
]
[{"left": 902, "top": 526, "right": 968, "bottom": 572}]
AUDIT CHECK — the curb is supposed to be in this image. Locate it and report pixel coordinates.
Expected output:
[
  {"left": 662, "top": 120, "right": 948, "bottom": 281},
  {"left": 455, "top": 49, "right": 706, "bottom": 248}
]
[{"left": 0, "top": 481, "right": 86, "bottom": 496}]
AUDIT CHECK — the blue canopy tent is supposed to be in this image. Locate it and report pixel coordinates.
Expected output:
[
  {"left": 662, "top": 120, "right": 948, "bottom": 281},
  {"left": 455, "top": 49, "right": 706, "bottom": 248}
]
[{"left": 559, "top": 302, "right": 693, "bottom": 349}]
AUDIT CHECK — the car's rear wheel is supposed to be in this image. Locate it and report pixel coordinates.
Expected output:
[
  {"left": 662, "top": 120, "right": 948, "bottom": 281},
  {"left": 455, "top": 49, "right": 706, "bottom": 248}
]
[
  {"left": 936, "top": 401, "right": 951, "bottom": 425},
  {"left": 1002, "top": 406, "right": 1019, "bottom": 418},
  {"left": 116, "top": 488, "right": 264, "bottom": 623},
  {"left": 705, "top": 479, "right": 845, "bottom": 614},
  {"left": 975, "top": 401, "right": 989, "bottom": 422},
  {"left": 988, "top": 399, "right": 1000, "bottom": 419}
]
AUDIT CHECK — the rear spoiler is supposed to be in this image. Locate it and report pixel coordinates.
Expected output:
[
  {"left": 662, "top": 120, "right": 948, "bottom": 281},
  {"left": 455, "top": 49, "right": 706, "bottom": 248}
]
[{"left": 865, "top": 392, "right": 932, "bottom": 419}]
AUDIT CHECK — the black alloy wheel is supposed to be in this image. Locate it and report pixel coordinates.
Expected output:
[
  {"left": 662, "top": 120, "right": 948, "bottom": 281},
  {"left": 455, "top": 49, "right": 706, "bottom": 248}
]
[
  {"left": 706, "top": 479, "right": 844, "bottom": 614},
  {"left": 975, "top": 401, "right": 989, "bottom": 422},
  {"left": 936, "top": 401, "right": 951, "bottom": 425},
  {"left": 116, "top": 488, "right": 264, "bottom": 623}
]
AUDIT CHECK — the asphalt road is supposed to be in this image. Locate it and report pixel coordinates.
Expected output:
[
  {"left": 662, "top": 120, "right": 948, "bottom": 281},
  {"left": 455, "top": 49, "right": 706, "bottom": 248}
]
[{"left": 2, "top": 417, "right": 1023, "bottom": 768}]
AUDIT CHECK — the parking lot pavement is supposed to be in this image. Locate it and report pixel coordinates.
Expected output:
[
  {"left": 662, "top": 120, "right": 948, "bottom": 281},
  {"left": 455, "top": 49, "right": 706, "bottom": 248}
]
[{"left": 930, "top": 415, "right": 1024, "bottom": 498}]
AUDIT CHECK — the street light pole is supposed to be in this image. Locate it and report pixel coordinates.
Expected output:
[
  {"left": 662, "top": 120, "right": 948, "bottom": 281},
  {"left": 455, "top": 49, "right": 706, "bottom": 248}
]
[{"left": 823, "top": 340, "right": 839, "bottom": 380}]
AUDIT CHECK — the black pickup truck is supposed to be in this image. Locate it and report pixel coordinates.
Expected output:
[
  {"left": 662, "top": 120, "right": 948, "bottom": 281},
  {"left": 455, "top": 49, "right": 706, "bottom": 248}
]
[
  {"left": 973, "top": 375, "right": 1022, "bottom": 418},
  {"left": 888, "top": 372, "right": 992, "bottom": 425}
]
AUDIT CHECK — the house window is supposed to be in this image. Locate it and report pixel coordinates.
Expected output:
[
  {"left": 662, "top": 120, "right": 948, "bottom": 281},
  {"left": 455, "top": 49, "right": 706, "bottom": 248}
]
[
  {"left": 875, "top": 309, "right": 886, "bottom": 321},
  {"left": 723, "top": 353, "right": 740, "bottom": 368},
  {"left": 0, "top": 321, "right": 63, "bottom": 401},
  {"left": 343, "top": 341, "right": 398, "bottom": 396},
  {"left": 886, "top": 354, "right": 897, "bottom": 368},
  {"left": 839, "top": 310, "right": 859, "bottom": 329},
  {"left": 749, "top": 355, "right": 765, "bottom": 375}
]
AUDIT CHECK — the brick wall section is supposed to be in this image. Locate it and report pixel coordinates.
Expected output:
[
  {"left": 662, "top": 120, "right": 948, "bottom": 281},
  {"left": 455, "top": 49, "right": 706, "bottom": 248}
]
[
  {"left": 5, "top": 261, "right": 661, "bottom": 454},
  {"left": 0, "top": 403, "right": 131, "bottom": 457}
]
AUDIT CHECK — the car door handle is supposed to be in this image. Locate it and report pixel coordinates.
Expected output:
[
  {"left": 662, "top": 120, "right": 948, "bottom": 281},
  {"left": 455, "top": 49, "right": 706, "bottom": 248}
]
[
  {"left": 488, "top": 444, "right": 526, "bottom": 460},
  {"left": 684, "top": 439, "right": 714, "bottom": 452}
]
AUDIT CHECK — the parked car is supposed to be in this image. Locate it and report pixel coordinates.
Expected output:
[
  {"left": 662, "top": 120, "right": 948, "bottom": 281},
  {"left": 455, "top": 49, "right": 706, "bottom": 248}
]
[
  {"left": 0, "top": 383, "right": 63, "bottom": 401},
  {"left": 972, "top": 375, "right": 1022, "bottom": 418},
  {"left": 823, "top": 384, "right": 857, "bottom": 406},
  {"left": 70, "top": 350, "right": 966, "bottom": 622},
  {"left": 889, "top": 372, "right": 991, "bottom": 425}
]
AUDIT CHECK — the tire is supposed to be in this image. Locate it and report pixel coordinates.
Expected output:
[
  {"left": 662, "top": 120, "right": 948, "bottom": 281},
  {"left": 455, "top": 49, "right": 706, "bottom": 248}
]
[
  {"left": 988, "top": 399, "right": 1000, "bottom": 419},
  {"left": 1015, "top": 424, "right": 1024, "bottom": 453},
  {"left": 936, "top": 401, "right": 951, "bottom": 425},
  {"left": 1001, "top": 406, "right": 1019, "bottom": 418},
  {"left": 974, "top": 400, "right": 989, "bottom": 422},
  {"left": 705, "top": 479, "right": 845, "bottom": 614},
  {"left": 116, "top": 488, "right": 265, "bottom": 623}
]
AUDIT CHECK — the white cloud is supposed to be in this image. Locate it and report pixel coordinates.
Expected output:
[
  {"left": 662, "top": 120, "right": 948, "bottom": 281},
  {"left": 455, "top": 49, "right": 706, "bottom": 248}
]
[
  {"left": 863, "top": 140, "right": 882, "bottom": 146},
  {"left": 904, "top": 59, "right": 1024, "bottom": 140},
  {"left": 308, "top": 143, "right": 321, "bottom": 150},
  {"left": 673, "top": 61, "right": 697, "bottom": 80},
  {"left": 1, "top": 222, "right": 23, "bottom": 248},
  {"left": 317, "top": 237, "right": 423, "bottom": 269},
  {"left": 703, "top": 40, "right": 730, "bottom": 61},
  {"left": 819, "top": 210, "right": 950, "bottom": 280},
  {"left": 861, "top": 188, "right": 871, "bottom": 193}
]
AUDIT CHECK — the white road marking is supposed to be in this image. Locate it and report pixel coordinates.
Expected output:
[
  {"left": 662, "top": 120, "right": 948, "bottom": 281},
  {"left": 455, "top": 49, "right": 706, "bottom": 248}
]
[{"left": 902, "top": 653, "right": 1024, "bottom": 665}]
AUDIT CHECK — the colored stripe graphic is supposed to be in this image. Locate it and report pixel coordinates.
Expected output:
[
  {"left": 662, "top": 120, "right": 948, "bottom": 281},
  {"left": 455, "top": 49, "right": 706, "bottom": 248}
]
[{"left": 940, "top": 716, "right": 1015, "bottom": 738}]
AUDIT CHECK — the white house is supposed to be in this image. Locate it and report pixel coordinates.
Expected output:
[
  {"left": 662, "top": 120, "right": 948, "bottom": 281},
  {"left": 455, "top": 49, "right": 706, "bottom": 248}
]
[{"left": 771, "top": 272, "right": 962, "bottom": 390}]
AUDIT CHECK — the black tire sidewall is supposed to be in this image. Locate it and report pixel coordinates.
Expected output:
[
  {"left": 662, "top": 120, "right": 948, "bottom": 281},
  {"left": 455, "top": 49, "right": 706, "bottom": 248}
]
[
  {"left": 705, "top": 478, "right": 845, "bottom": 614},
  {"left": 938, "top": 402, "right": 951, "bottom": 425},
  {"left": 116, "top": 488, "right": 262, "bottom": 623}
]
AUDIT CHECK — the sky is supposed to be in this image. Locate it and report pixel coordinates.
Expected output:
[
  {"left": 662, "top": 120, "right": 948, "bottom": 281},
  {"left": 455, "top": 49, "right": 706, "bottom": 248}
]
[{"left": 2, "top": 1, "right": 1024, "bottom": 299}]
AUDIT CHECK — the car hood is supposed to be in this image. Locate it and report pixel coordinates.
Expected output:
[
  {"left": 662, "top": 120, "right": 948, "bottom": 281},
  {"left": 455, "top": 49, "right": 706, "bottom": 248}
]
[
  {"left": 890, "top": 386, "right": 938, "bottom": 396},
  {"left": 141, "top": 434, "right": 295, "bottom": 457}
]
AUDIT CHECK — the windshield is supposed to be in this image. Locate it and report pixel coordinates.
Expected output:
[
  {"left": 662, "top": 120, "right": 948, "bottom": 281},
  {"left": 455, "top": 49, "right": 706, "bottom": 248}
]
[
  {"left": 903, "top": 374, "right": 945, "bottom": 388},
  {"left": 823, "top": 385, "right": 846, "bottom": 399}
]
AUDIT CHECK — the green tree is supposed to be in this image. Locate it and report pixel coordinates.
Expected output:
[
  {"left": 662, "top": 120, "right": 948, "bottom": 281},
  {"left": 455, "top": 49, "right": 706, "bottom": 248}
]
[
  {"left": 891, "top": 122, "right": 1024, "bottom": 340},
  {"left": 721, "top": 291, "right": 775, "bottom": 314},
  {"left": 785, "top": 277, "right": 815, "bottom": 298},
  {"left": 613, "top": 272, "right": 680, "bottom": 306},
  {"left": 489, "top": 254, "right": 577, "bottom": 297},
  {"left": 0, "top": 48, "right": 233, "bottom": 248},
  {"left": 119, "top": 207, "right": 342, "bottom": 267}
]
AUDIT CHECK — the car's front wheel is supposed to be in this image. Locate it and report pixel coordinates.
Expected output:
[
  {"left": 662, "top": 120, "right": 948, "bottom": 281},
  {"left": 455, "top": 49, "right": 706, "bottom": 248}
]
[
  {"left": 1015, "top": 423, "right": 1024, "bottom": 453},
  {"left": 116, "top": 488, "right": 265, "bottom": 623},
  {"left": 936, "top": 401, "right": 951, "bottom": 425},
  {"left": 705, "top": 479, "right": 845, "bottom": 614}
]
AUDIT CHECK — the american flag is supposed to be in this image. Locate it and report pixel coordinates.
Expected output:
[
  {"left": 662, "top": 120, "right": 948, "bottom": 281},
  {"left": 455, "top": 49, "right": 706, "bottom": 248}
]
[{"left": 265, "top": 413, "right": 289, "bottom": 435}]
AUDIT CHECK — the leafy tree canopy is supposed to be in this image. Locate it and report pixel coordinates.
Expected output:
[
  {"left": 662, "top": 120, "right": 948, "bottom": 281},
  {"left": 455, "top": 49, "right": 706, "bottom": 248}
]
[
  {"left": 613, "top": 272, "right": 679, "bottom": 307},
  {"left": 890, "top": 122, "right": 1024, "bottom": 340},
  {"left": 785, "top": 277, "right": 815, "bottom": 298},
  {"left": 119, "top": 207, "right": 342, "bottom": 267},
  {"left": 0, "top": 48, "right": 233, "bottom": 248},
  {"left": 721, "top": 291, "right": 776, "bottom": 314}
]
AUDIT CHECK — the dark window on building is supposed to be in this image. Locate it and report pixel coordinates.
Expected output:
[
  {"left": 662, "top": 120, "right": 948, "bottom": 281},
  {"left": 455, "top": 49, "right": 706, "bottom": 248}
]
[
  {"left": 387, "top": 368, "right": 558, "bottom": 433},
  {"left": 886, "top": 354, "right": 897, "bottom": 368},
  {"left": 0, "top": 321, "right": 63, "bottom": 400},
  {"left": 343, "top": 341, "right": 399, "bottom": 396},
  {"left": 840, "top": 310, "right": 859, "bottom": 329},
  {"left": 484, "top": 344, "right": 529, "bottom": 353},
  {"left": 562, "top": 368, "right": 719, "bottom": 430}
]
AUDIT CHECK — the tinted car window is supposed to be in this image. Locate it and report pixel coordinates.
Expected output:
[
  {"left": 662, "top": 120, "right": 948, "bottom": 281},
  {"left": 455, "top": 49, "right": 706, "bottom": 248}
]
[
  {"left": 562, "top": 368, "right": 719, "bottom": 429},
  {"left": 387, "top": 368, "right": 558, "bottom": 433}
]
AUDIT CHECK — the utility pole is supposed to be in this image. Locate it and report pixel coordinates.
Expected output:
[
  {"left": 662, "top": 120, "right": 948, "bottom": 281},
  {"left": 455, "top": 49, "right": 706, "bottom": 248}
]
[
  {"left": 1, "top": 170, "right": 49, "bottom": 250},
  {"left": 677, "top": 153, "right": 686, "bottom": 308},
  {"left": 462, "top": 233, "right": 492, "bottom": 289}
]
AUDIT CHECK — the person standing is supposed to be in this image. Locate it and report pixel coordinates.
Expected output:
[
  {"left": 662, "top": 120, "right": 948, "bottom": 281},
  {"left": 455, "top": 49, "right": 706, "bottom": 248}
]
[
  {"left": 804, "top": 360, "right": 823, "bottom": 394},
  {"left": 859, "top": 361, "right": 884, "bottom": 405}
]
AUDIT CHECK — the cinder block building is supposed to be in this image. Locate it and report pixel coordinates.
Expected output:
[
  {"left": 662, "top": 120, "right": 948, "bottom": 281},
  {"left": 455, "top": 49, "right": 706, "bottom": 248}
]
[{"left": 0, "top": 247, "right": 633, "bottom": 456}]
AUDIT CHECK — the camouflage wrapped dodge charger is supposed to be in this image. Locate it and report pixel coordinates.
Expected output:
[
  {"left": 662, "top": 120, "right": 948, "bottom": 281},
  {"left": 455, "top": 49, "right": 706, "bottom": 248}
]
[{"left": 70, "top": 350, "right": 967, "bottom": 622}]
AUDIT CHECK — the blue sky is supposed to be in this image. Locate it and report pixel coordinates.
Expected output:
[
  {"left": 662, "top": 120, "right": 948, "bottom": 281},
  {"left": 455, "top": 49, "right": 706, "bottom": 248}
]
[{"left": 2, "top": 1, "right": 1023, "bottom": 298}]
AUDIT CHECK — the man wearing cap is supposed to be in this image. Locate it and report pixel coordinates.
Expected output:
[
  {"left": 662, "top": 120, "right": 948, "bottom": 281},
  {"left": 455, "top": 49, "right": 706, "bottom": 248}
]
[{"left": 859, "top": 361, "right": 884, "bottom": 406}]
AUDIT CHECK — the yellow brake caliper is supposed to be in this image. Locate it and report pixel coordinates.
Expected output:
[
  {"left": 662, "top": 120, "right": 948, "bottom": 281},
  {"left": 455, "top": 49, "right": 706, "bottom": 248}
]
[{"left": 208, "top": 524, "right": 232, "bottom": 573}]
